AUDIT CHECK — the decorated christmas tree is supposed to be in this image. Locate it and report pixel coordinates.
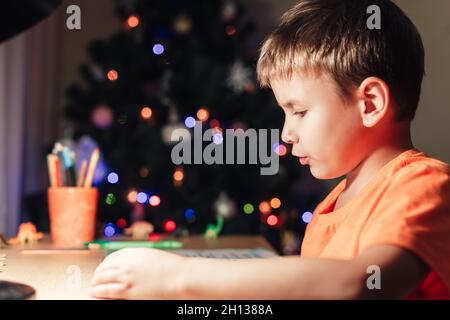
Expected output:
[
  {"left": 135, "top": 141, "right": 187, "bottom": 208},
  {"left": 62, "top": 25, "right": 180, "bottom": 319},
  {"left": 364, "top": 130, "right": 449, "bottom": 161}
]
[{"left": 64, "top": 0, "right": 326, "bottom": 253}]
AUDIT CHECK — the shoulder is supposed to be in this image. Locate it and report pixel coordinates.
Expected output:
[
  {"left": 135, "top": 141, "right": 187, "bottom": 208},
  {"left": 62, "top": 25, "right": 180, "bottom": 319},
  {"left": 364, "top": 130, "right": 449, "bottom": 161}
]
[{"left": 386, "top": 152, "right": 449, "bottom": 195}]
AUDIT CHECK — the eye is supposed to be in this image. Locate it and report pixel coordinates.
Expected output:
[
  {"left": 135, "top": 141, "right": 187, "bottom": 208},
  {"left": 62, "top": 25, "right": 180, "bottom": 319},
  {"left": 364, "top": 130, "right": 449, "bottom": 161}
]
[{"left": 293, "top": 110, "right": 307, "bottom": 118}]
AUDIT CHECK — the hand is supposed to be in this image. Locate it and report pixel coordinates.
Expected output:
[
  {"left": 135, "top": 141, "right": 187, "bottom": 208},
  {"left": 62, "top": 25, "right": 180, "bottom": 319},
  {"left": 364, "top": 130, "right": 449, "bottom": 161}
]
[{"left": 89, "top": 248, "right": 186, "bottom": 299}]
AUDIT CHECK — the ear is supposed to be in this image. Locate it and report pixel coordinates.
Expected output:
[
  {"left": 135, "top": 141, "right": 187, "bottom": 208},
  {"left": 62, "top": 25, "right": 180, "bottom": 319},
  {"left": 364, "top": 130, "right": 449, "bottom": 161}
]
[{"left": 356, "top": 77, "right": 390, "bottom": 127}]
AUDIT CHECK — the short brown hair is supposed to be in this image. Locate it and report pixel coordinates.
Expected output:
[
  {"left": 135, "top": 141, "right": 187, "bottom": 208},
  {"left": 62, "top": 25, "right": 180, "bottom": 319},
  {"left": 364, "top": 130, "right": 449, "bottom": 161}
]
[{"left": 257, "top": 0, "right": 425, "bottom": 121}]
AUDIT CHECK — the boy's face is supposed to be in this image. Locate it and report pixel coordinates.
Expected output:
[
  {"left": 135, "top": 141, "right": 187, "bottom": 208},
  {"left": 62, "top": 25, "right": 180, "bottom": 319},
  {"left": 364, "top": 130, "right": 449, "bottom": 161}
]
[{"left": 271, "top": 72, "right": 368, "bottom": 180}]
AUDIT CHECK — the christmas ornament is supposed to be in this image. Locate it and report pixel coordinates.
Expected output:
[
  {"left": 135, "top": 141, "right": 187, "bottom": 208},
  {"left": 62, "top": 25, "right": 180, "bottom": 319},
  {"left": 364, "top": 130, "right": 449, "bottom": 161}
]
[{"left": 226, "top": 60, "right": 253, "bottom": 94}]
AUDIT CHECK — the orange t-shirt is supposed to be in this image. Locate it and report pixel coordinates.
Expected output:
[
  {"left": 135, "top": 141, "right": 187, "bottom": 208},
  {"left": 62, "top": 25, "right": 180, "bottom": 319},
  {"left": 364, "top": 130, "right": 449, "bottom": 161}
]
[{"left": 300, "top": 149, "right": 450, "bottom": 299}]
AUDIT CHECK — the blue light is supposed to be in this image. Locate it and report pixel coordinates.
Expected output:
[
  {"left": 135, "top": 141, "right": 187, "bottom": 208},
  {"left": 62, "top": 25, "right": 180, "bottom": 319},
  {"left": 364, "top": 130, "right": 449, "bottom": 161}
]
[
  {"left": 107, "top": 172, "right": 119, "bottom": 184},
  {"left": 212, "top": 133, "right": 223, "bottom": 145},
  {"left": 153, "top": 43, "right": 164, "bottom": 55},
  {"left": 136, "top": 192, "right": 148, "bottom": 204},
  {"left": 302, "top": 211, "right": 313, "bottom": 224},
  {"left": 185, "top": 208, "right": 195, "bottom": 220},
  {"left": 184, "top": 116, "right": 196, "bottom": 128},
  {"left": 104, "top": 224, "right": 116, "bottom": 237}
]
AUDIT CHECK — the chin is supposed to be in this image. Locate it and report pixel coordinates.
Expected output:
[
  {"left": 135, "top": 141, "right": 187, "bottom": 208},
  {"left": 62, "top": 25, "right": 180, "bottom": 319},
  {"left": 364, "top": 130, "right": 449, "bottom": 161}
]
[{"left": 309, "top": 165, "right": 344, "bottom": 180}]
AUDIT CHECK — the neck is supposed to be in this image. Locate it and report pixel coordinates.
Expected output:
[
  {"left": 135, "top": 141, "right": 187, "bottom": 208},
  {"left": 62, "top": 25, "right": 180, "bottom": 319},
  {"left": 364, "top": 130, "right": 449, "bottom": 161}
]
[{"left": 344, "top": 121, "right": 414, "bottom": 192}]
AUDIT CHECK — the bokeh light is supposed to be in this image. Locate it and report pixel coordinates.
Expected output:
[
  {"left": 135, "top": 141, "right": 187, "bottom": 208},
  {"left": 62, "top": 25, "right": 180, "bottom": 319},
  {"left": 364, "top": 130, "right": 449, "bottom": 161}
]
[
  {"left": 270, "top": 197, "right": 281, "bottom": 209},
  {"left": 302, "top": 211, "right": 313, "bottom": 224},
  {"left": 107, "top": 69, "right": 118, "bottom": 81},
  {"left": 243, "top": 203, "right": 254, "bottom": 214},
  {"left": 164, "top": 220, "right": 176, "bottom": 232},
  {"left": 141, "top": 106, "right": 152, "bottom": 120},
  {"left": 127, "top": 190, "right": 137, "bottom": 203},
  {"left": 196, "top": 108, "right": 210, "bottom": 122},
  {"left": 259, "top": 201, "right": 271, "bottom": 214},
  {"left": 184, "top": 116, "right": 196, "bottom": 128},
  {"left": 127, "top": 15, "right": 139, "bottom": 28},
  {"left": 267, "top": 215, "right": 278, "bottom": 226},
  {"left": 107, "top": 172, "right": 119, "bottom": 184},
  {"left": 149, "top": 195, "right": 161, "bottom": 206},
  {"left": 153, "top": 43, "right": 165, "bottom": 55},
  {"left": 136, "top": 192, "right": 148, "bottom": 204},
  {"left": 212, "top": 133, "right": 223, "bottom": 145},
  {"left": 105, "top": 193, "right": 116, "bottom": 205}
]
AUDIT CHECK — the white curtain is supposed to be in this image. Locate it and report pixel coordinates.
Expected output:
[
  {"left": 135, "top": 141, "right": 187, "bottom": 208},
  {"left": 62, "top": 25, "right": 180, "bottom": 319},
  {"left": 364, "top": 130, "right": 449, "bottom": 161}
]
[{"left": 0, "top": 12, "right": 61, "bottom": 237}]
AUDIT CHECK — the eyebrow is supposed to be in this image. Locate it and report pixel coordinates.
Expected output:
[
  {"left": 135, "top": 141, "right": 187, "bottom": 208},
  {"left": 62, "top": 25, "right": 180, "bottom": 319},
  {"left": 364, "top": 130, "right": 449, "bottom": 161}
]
[{"left": 278, "top": 100, "right": 309, "bottom": 109}]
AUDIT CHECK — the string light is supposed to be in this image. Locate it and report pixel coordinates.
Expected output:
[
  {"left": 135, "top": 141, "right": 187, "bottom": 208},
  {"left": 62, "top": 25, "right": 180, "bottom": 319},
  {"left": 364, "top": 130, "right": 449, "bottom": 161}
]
[
  {"left": 270, "top": 197, "right": 281, "bottom": 209},
  {"left": 140, "top": 106, "right": 152, "bottom": 120},
  {"left": 259, "top": 201, "right": 271, "bottom": 214},
  {"left": 127, "top": 190, "right": 137, "bottom": 203},
  {"left": 107, "top": 69, "right": 118, "bottom": 81},
  {"left": 127, "top": 15, "right": 139, "bottom": 28},
  {"left": 243, "top": 203, "right": 254, "bottom": 214},
  {"left": 164, "top": 220, "right": 177, "bottom": 232},
  {"left": 107, "top": 172, "right": 119, "bottom": 184},
  {"left": 153, "top": 43, "right": 165, "bottom": 55},
  {"left": 267, "top": 215, "right": 278, "bottom": 226},
  {"left": 149, "top": 195, "right": 161, "bottom": 207},
  {"left": 196, "top": 108, "right": 210, "bottom": 122},
  {"left": 302, "top": 211, "right": 313, "bottom": 224}
]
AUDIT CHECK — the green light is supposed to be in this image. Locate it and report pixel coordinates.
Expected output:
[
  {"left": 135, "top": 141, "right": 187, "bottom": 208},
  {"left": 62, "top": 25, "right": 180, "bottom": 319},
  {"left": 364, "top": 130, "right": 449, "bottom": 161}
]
[
  {"left": 105, "top": 193, "right": 116, "bottom": 205},
  {"left": 243, "top": 203, "right": 254, "bottom": 214}
]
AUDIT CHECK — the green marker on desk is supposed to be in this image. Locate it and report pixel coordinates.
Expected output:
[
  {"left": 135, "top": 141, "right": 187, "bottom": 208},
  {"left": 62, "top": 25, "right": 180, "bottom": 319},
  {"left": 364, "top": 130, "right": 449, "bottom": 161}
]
[{"left": 84, "top": 240, "right": 183, "bottom": 252}]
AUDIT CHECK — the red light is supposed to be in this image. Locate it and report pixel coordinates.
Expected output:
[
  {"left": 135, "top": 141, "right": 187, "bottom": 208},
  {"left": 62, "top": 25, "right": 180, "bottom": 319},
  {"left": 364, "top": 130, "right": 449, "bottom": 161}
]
[
  {"left": 164, "top": 220, "right": 177, "bottom": 233},
  {"left": 267, "top": 215, "right": 278, "bottom": 226},
  {"left": 149, "top": 233, "right": 161, "bottom": 241},
  {"left": 209, "top": 119, "right": 220, "bottom": 128},
  {"left": 116, "top": 218, "right": 127, "bottom": 229}
]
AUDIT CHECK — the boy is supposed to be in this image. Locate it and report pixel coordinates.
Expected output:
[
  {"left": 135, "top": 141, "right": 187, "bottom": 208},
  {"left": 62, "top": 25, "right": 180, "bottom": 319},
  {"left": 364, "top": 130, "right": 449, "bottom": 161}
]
[{"left": 89, "top": 0, "right": 450, "bottom": 299}]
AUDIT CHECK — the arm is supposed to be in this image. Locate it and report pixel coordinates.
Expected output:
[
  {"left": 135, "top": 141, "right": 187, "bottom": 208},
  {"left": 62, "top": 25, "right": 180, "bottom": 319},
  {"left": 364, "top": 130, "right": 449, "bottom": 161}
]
[
  {"left": 89, "top": 244, "right": 429, "bottom": 299},
  {"left": 179, "top": 244, "right": 429, "bottom": 299}
]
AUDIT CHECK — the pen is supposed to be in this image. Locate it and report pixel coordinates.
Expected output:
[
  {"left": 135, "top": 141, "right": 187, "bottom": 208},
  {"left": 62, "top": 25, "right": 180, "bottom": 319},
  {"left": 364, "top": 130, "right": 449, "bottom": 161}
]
[{"left": 84, "top": 148, "right": 100, "bottom": 187}]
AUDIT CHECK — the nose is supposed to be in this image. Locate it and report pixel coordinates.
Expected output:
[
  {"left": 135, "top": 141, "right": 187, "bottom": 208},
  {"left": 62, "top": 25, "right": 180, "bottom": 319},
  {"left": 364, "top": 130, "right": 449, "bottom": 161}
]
[{"left": 281, "top": 120, "right": 298, "bottom": 145}]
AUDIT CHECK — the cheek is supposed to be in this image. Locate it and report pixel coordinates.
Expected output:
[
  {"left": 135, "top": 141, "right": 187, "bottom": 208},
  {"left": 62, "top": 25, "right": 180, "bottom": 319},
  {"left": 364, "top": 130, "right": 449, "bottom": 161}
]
[{"left": 307, "top": 108, "right": 364, "bottom": 178}]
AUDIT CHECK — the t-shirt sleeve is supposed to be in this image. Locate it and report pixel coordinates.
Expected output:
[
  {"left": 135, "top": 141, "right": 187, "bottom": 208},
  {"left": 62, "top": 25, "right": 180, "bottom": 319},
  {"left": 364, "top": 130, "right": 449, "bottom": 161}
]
[{"left": 359, "top": 163, "right": 450, "bottom": 289}]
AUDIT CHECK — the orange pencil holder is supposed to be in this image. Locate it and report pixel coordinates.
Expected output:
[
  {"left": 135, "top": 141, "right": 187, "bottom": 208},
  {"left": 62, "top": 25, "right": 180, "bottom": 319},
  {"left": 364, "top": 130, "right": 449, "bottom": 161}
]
[{"left": 48, "top": 187, "right": 99, "bottom": 247}]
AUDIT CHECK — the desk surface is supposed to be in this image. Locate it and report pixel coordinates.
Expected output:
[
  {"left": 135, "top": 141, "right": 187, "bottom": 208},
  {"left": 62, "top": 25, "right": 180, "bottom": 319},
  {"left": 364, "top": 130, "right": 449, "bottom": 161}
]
[{"left": 0, "top": 235, "right": 274, "bottom": 300}]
